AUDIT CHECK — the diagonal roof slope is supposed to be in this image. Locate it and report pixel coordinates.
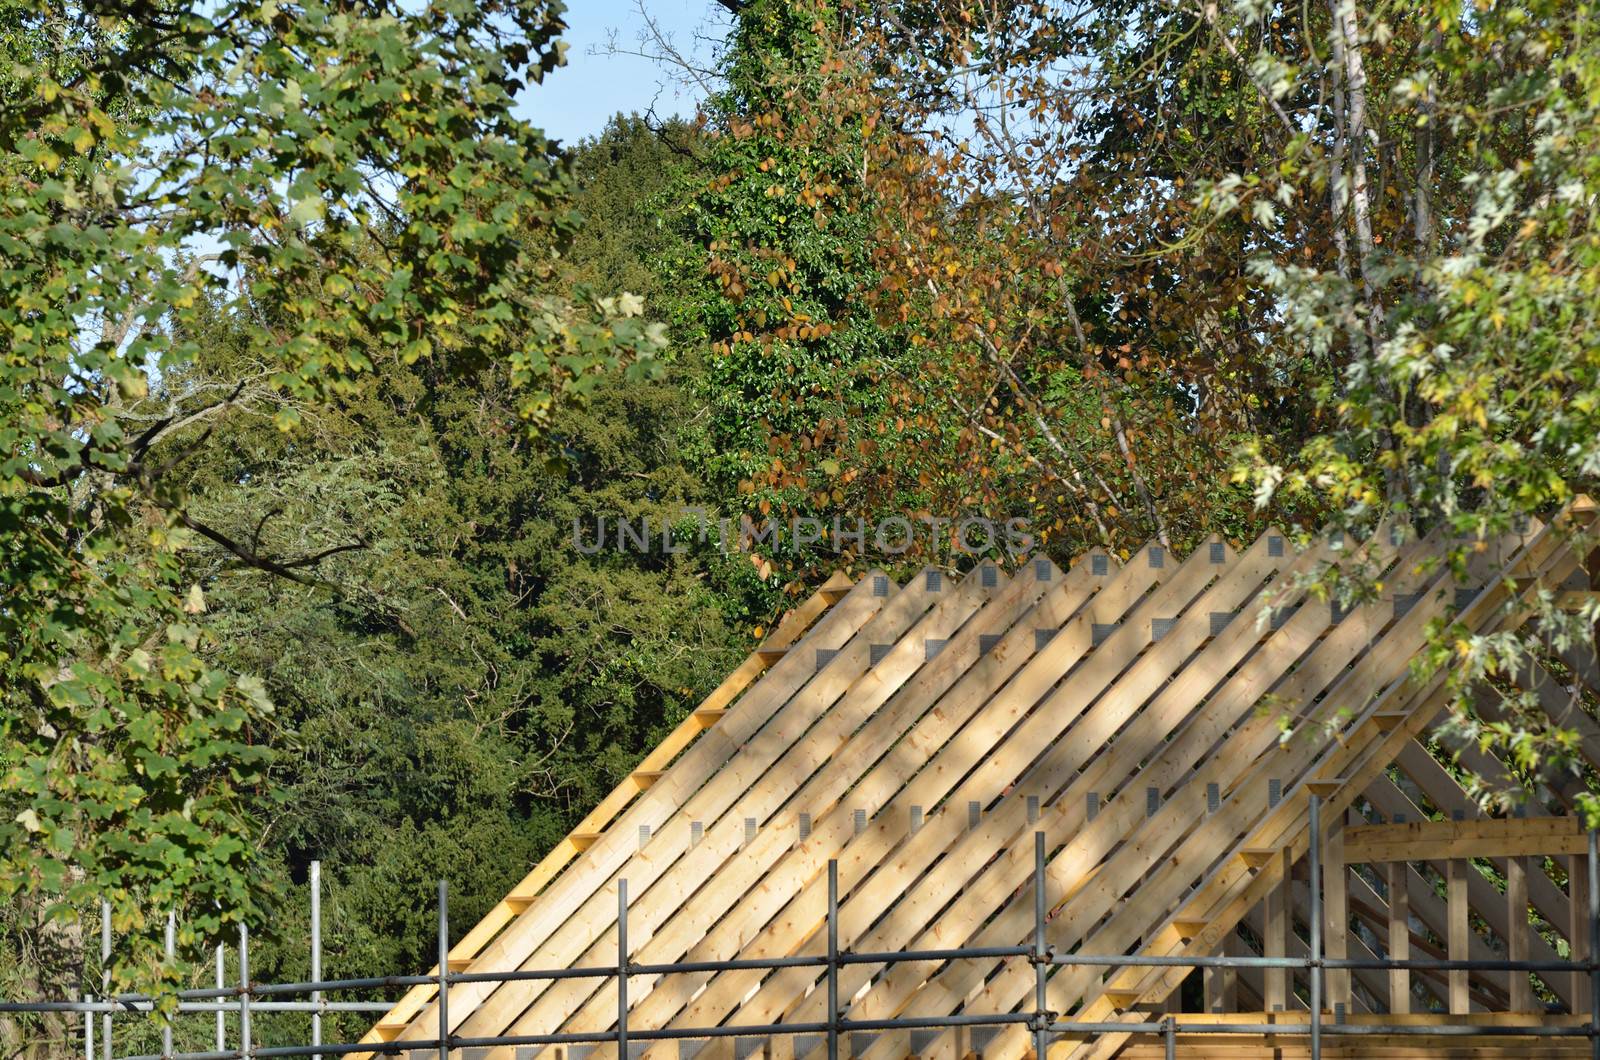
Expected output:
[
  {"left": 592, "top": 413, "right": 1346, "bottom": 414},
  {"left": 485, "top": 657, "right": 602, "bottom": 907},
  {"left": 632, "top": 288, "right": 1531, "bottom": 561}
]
[{"left": 364, "top": 504, "right": 1600, "bottom": 1059}]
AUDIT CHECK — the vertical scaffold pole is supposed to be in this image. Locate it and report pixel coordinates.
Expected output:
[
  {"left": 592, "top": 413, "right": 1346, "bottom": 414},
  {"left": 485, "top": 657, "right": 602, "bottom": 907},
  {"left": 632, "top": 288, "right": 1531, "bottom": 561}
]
[
  {"left": 215, "top": 941, "right": 226, "bottom": 1052},
  {"left": 311, "top": 861, "right": 323, "bottom": 1060},
  {"left": 438, "top": 880, "right": 450, "bottom": 1060},
  {"left": 1033, "top": 832, "right": 1048, "bottom": 1060},
  {"left": 1309, "top": 795, "right": 1322, "bottom": 1060},
  {"left": 1588, "top": 828, "right": 1598, "bottom": 1060},
  {"left": 240, "top": 924, "right": 252, "bottom": 1060},
  {"left": 100, "top": 901, "right": 111, "bottom": 1060},
  {"left": 618, "top": 879, "right": 629, "bottom": 1060},
  {"left": 827, "top": 860, "right": 839, "bottom": 1060},
  {"left": 163, "top": 912, "right": 175, "bottom": 1060}
]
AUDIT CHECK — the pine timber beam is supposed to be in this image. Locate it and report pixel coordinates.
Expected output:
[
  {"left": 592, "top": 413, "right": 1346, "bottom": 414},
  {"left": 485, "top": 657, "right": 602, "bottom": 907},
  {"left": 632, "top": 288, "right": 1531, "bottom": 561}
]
[
  {"left": 1231, "top": 882, "right": 1399, "bottom": 1015},
  {"left": 882, "top": 529, "right": 1411, "bottom": 1060},
  {"left": 1027, "top": 528, "right": 1440, "bottom": 1024},
  {"left": 1343, "top": 816, "right": 1589, "bottom": 863},
  {"left": 1389, "top": 737, "right": 1578, "bottom": 931},
  {"left": 1553, "top": 589, "right": 1600, "bottom": 609},
  {"left": 1375, "top": 741, "right": 1577, "bottom": 1010},
  {"left": 463, "top": 566, "right": 953, "bottom": 1055},
  {"left": 352, "top": 507, "right": 1600, "bottom": 1060},
  {"left": 1104, "top": 1012, "right": 1594, "bottom": 1060},
  {"left": 1343, "top": 856, "right": 1512, "bottom": 1009},
  {"left": 663, "top": 544, "right": 1183, "bottom": 1060},
  {"left": 794, "top": 538, "right": 1292, "bottom": 1060},
  {"left": 839, "top": 535, "right": 1340, "bottom": 1060},
  {"left": 1110, "top": 528, "right": 1589, "bottom": 1037}
]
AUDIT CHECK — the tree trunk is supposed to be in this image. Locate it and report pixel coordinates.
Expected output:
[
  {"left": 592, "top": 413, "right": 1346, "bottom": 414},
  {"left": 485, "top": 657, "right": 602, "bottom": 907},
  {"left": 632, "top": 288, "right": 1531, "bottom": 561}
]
[{"left": 0, "top": 895, "right": 85, "bottom": 1060}]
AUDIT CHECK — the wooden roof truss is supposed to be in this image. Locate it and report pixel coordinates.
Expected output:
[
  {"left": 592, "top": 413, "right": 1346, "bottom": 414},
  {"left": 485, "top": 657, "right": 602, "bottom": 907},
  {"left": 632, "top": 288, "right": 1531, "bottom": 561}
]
[{"left": 363, "top": 501, "right": 1600, "bottom": 1058}]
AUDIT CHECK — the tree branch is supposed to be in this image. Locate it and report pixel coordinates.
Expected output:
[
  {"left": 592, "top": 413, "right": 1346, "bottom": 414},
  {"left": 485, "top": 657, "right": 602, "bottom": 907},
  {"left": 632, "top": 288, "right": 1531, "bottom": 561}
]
[{"left": 177, "top": 513, "right": 367, "bottom": 585}]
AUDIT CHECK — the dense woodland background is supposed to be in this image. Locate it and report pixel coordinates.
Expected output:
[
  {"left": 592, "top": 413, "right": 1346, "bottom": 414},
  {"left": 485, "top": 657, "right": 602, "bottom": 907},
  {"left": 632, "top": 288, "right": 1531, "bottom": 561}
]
[{"left": 3, "top": 0, "right": 1599, "bottom": 1054}]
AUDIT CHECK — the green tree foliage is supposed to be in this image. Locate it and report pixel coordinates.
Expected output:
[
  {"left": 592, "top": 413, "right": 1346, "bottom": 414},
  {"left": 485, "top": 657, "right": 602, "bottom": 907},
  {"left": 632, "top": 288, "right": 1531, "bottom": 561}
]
[
  {"left": 1213, "top": 0, "right": 1600, "bottom": 806},
  {"left": 62, "top": 115, "right": 745, "bottom": 1053},
  {"left": 0, "top": 0, "right": 663, "bottom": 1014},
  {"left": 174, "top": 346, "right": 741, "bottom": 1047}
]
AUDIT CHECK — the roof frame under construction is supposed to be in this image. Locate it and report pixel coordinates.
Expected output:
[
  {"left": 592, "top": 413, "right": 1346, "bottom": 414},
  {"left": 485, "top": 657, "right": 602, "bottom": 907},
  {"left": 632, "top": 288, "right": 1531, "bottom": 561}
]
[
  {"left": 20, "top": 503, "right": 1600, "bottom": 1059},
  {"left": 337, "top": 500, "right": 1600, "bottom": 1058}
]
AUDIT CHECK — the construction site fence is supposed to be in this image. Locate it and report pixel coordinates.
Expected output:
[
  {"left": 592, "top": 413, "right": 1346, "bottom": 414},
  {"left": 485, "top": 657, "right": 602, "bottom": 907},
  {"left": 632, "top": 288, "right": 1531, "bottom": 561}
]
[{"left": 7, "top": 799, "right": 1599, "bottom": 1060}]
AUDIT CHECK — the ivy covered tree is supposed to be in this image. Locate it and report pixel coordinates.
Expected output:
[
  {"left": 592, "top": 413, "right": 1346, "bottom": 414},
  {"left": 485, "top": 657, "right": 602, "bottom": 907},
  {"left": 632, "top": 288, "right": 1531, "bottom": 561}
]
[
  {"left": 683, "top": 0, "right": 954, "bottom": 587},
  {"left": 688, "top": 1, "right": 1281, "bottom": 576}
]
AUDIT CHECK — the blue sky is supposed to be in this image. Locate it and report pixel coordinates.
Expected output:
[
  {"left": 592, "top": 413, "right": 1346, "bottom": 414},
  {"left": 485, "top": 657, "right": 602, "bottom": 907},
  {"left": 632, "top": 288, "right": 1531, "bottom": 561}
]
[{"left": 520, "top": 0, "right": 734, "bottom": 147}]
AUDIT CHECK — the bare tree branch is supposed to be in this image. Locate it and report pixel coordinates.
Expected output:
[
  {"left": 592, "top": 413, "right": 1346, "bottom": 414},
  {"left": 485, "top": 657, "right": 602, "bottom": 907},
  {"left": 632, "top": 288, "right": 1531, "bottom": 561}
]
[{"left": 177, "top": 512, "right": 367, "bottom": 585}]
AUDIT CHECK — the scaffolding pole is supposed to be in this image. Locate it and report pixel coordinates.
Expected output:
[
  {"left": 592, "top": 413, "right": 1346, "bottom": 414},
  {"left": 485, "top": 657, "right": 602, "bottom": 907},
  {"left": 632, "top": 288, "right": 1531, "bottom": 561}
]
[{"left": 24, "top": 833, "right": 1600, "bottom": 1060}]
